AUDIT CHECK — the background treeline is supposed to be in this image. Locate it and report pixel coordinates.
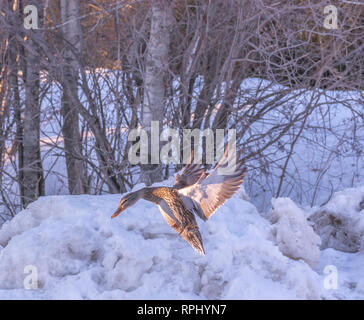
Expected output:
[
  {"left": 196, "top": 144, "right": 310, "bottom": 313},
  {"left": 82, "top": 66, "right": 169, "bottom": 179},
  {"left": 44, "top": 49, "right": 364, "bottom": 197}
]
[{"left": 0, "top": 0, "right": 363, "bottom": 221}]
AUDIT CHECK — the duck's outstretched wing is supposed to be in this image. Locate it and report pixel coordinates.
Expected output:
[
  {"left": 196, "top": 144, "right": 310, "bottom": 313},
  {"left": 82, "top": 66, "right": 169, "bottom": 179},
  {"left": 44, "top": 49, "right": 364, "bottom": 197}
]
[
  {"left": 178, "top": 146, "right": 245, "bottom": 220},
  {"left": 173, "top": 151, "right": 205, "bottom": 190}
]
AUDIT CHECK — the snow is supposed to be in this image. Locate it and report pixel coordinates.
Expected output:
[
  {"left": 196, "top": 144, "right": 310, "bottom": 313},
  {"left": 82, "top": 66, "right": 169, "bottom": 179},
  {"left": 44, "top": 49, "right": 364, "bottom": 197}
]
[
  {"left": 267, "top": 197, "right": 321, "bottom": 268},
  {"left": 317, "top": 248, "right": 364, "bottom": 299},
  {"left": 309, "top": 186, "right": 364, "bottom": 252},
  {"left": 0, "top": 184, "right": 363, "bottom": 300}
]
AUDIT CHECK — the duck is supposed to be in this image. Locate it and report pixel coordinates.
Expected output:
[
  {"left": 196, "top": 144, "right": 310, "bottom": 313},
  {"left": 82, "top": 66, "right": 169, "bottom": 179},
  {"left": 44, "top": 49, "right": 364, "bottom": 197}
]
[{"left": 111, "top": 146, "right": 245, "bottom": 255}]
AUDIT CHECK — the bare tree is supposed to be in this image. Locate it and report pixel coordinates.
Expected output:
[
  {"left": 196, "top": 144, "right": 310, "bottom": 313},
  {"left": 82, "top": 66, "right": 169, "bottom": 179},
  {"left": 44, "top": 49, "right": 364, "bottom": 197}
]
[
  {"left": 21, "top": 0, "right": 45, "bottom": 207},
  {"left": 60, "top": 0, "right": 87, "bottom": 194},
  {"left": 0, "top": 0, "right": 362, "bottom": 222},
  {"left": 140, "top": 0, "right": 174, "bottom": 185}
]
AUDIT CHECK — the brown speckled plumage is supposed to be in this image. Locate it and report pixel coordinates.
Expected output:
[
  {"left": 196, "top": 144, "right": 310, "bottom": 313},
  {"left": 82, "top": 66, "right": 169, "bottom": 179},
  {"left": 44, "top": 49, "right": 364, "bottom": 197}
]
[
  {"left": 112, "top": 148, "right": 245, "bottom": 255},
  {"left": 142, "top": 187, "right": 205, "bottom": 254}
]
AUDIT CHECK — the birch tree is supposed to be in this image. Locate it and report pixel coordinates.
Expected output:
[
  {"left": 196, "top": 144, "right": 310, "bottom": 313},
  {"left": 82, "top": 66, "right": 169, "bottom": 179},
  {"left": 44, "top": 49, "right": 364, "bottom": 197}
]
[
  {"left": 140, "top": 0, "right": 174, "bottom": 185},
  {"left": 60, "top": 0, "right": 87, "bottom": 194}
]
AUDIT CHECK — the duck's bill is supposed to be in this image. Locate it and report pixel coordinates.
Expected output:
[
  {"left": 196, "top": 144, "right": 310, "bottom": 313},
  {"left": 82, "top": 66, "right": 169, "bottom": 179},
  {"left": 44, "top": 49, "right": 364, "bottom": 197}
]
[{"left": 111, "top": 207, "right": 125, "bottom": 218}]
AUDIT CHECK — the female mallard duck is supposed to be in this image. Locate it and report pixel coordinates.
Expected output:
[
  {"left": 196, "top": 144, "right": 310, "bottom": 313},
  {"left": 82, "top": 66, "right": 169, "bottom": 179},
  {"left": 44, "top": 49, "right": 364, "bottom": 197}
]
[{"left": 111, "top": 147, "right": 245, "bottom": 255}]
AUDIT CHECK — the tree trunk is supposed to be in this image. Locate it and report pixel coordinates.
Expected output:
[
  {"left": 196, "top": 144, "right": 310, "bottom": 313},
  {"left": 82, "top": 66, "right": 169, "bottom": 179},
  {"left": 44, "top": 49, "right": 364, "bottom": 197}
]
[
  {"left": 140, "top": 1, "right": 173, "bottom": 185},
  {"left": 8, "top": 31, "right": 25, "bottom": 205},
  {"left": 60, "top": 0, "right": 87, "bottom": 194},
  {"left": 5, "top": 0, "right": 26, "bottom": 207},
  {"left": 22, "top": 0, "right": 44, "bottom": 207}
]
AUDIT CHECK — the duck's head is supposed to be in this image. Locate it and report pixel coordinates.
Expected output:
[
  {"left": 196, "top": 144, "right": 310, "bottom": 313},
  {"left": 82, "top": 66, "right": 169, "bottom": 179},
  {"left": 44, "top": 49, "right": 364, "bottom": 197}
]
[{"left": 111, "top": 190, "right": 144, "bottom": 218}]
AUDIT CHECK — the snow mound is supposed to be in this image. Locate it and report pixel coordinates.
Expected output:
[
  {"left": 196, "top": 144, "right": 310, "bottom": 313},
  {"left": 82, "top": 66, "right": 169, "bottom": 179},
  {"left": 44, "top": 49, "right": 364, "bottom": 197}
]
[
  {"left": 268, "top": 198, "right": 321, "bottom": 269},
  {"left": 309, "top": 186, "right": 364, "bottom": 252},
  {"left": 0, "top": 192, "right": 328, "bottom": 299}
]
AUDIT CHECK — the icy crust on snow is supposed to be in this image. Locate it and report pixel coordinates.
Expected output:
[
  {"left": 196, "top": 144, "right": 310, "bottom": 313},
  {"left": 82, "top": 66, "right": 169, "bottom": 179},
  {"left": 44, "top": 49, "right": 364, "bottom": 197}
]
[
  {"left": 309, "top": 186, "right": 364, "bottom": 252},
  {"left": 268, "top": 198, "right": 321, "bottom": 269},
  {"left": 0, "top": 193, "right": 327, "bottom": 299}
]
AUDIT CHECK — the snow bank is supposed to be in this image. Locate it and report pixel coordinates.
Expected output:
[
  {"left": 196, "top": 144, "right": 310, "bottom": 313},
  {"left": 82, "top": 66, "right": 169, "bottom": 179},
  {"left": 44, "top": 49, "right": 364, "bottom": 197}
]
[
  {"left": 268, "top": 198, "right": 321, "bottom": 269},
  {"left": 0, "top": 191, "right": 328, "bottom": 299},
  {"left": 309, "top": 186, "right": 364, "bottom": 252},
  {"left": 316, "top": 248, "right": 364, "bottom": 299}
]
